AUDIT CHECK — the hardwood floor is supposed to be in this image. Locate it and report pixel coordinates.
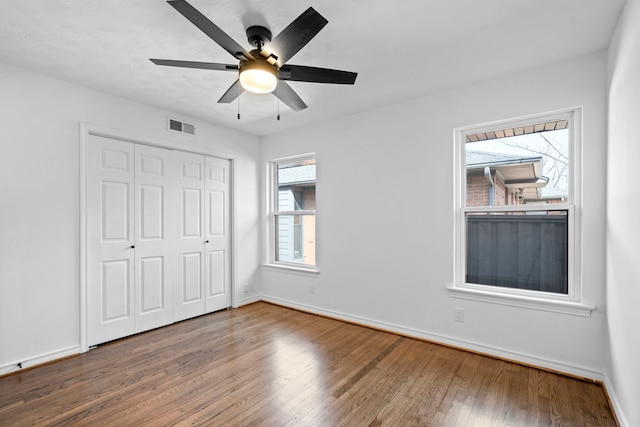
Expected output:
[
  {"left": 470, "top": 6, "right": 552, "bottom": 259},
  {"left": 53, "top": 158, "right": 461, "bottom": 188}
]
[{"left": 0, "top": 302, "right": 616, "bottom": 426}]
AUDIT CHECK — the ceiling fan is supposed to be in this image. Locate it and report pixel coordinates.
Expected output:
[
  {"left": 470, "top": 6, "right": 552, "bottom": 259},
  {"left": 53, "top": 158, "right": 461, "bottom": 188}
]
[{"left": 150, "top": 0, "right": 358, "bottom": 112}]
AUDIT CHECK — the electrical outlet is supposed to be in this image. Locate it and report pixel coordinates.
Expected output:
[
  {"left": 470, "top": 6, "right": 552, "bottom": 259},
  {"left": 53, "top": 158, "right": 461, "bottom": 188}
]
[
  {"left": 248, "top": 282, "right": 255, "bottom": 292},
  {"left": 309, "top": 282, "right": 316, "bottom": 294},
  {"left": 243, "top": 284, "right": 248, "bottom": 294},
  {"left": 454, "top": 308, "right": 465, "bottom": 323}
]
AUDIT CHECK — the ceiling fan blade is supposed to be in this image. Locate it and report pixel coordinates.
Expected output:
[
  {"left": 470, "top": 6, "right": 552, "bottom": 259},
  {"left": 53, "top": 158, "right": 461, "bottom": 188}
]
[
  {"left": 150, "top": 59, "right": 238, "bottom": 71},
  {"left": 168, "top": 0, "right": 252, "bottom": 60},
  {"left": 273, "top": 81, "right": 307, "bottom": 111},
  {"left": 267, "top": 7, "right": 328, "bottom": 66},
  {"left": 217, "top": 79, "right": 245, "bottom": 103},
  {"left": 279, "top": 65, "right": 357, "bottom": 84}
]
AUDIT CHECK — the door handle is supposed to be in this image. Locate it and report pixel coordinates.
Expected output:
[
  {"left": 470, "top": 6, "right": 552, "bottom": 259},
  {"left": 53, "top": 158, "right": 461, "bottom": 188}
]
[
  {"left": 204, "top": 240, "right": 209, "bottom": 244},
  {"left": 130, "top": 245, "right": 135, "bottom": 249}
]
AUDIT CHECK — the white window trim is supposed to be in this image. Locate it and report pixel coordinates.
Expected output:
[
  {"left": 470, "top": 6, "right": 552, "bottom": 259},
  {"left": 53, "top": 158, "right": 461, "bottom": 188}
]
[
  {"left": 265, "top": 153, "right": 319, "bottom": 275},
  {"left": 451, "top": 108, "right": 594, "bottom": 316}
]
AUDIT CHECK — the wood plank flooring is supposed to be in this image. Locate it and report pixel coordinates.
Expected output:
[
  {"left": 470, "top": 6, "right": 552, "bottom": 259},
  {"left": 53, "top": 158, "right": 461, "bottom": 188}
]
[{"left": 0, "top": 302, "right": 616, "bottom": 426}]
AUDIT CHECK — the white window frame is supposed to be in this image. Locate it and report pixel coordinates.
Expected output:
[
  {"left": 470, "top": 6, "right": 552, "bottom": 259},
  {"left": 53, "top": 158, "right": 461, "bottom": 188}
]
[
  {"left": 450, "top": 108, "right": 594, "bottom": 317},
  {"left": 265, "top": 153, "right": 319, "bottom": 276}
]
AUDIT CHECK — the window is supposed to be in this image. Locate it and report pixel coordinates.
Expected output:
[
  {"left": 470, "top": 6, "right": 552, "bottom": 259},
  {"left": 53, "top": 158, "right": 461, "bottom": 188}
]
[
  {"left": 453, "top": 109, "right": 585, "bottom": 309},
  {"left": 269, "top": 155, "right": 316, "bottom": 269}
]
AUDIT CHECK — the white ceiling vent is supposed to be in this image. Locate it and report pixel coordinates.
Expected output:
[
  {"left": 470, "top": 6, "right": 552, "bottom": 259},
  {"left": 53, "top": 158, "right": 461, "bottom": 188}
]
[{"left": 168, "top": 117, "right": 196, "bottom": 136}]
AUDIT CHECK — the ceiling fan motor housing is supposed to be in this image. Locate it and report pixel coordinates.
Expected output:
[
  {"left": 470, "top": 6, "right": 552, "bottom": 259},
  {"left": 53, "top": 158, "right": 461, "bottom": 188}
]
[{"left": 246, "top": 25, "right": 272, "bottom": 50}]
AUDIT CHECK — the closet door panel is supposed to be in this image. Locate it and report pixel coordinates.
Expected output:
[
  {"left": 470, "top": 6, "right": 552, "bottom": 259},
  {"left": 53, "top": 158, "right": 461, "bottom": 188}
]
[
  {"left": 174, "top": 151, "right": 206, "bottom": 321},
  {"left": 208, "top": 250, "right": 225, "bottom": 296},
  {"left": 101, "top": 259, "right": 131, "bottom": 320},
  {"left": 139, "top": 256, "right": 164, "bottom": 312},
  {"left": 101, "top": 181, "right": 130, "bottom": 241},
  {"left": 134, "top": 144, "right": 175, "bottom": 333},
  {"left": 204, "top": 156, "right": 232, "bottom": 313},
  {"left": 182, "top": 188, "right": 202, "bottom": 237},
  {"left": 182, "top": 252, "right": 203, "bottom": 301},
  {"left": 87, "top": 136, "right": 135, "bottom": 346},
  {"left": 139, "top": 184, "right": 164, "bottom": 240}
]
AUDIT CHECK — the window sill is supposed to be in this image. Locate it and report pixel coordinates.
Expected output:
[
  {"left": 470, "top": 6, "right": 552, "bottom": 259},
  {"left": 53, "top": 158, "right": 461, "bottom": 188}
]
[
  {"left": 263, "top": 263, "right": 320, "bottom": 277},
  {"left": 446, "top": 285, "right": 595, "bottom": 317}
]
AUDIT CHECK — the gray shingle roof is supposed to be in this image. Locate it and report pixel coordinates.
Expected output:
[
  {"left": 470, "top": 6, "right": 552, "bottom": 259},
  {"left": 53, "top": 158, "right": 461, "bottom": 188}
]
[{"left": 466, "top": 150, "right": 542, "bottom": 168}]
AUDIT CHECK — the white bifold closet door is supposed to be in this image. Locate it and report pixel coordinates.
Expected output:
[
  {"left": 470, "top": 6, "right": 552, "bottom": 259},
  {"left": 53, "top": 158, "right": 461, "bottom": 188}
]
[
  {"left": 133, "top": 144, "right": 176, "bottom": 333},
  {"left": 203, "top": 155, "right": 231, "bottom": 314},
  {"left": 87, "top": 136, "right": 137, "bottom": 345},
  {"left": 173, "top": 150, "right": 206, "bottom": 321},
  {"left": 173, "top": 152, "right": 232, "bottom": 322},
  {"left": 87, "top": 134, "right": 231, "bottom": 346}
]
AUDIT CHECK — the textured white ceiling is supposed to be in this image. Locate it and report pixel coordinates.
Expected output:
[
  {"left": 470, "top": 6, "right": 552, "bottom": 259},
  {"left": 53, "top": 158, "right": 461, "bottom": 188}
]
[{"left": 0, "top": 0, "right": 626, "bottom": 136}]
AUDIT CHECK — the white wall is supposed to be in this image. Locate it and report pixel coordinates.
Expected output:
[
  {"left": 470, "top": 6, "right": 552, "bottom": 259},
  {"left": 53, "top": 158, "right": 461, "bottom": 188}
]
[
  {"left": 0, "top": 62, "right": 261, "bottom": 372},
  {"left": 606, "top": 0, "right": 640, "bottom": 425},
  {"left": 261, "top": 52, "right": 608, "bottom": 379}
]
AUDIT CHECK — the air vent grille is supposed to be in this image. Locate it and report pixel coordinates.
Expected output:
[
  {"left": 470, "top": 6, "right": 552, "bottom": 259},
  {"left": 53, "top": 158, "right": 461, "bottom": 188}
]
[{"left": 168, "top": 118, "right": 196, "bottom": 136}]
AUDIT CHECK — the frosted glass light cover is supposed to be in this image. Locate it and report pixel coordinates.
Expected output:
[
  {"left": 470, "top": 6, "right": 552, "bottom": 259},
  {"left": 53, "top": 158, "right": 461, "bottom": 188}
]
[{"left": 240, "top": 68, "right": 277, "bottom": 94}]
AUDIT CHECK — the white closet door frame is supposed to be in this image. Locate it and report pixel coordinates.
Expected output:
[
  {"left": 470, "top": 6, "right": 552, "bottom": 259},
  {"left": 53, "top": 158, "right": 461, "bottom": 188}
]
[{"left": 80, "top": 123, "right": 238, "bottom": 352}]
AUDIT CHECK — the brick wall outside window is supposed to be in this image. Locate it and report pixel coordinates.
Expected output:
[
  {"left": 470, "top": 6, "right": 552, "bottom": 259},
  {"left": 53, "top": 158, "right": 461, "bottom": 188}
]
[{"left": 466, "top": 172, "right": 520, "bottom": 206}]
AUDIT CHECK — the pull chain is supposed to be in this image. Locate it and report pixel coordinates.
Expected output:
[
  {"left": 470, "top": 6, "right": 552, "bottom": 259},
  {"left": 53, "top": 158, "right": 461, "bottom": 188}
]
[
  {"left": 237, "top": 82, "right": 241, "bottom": 120},
  {"left": 277, "top": 82, "right": 280, "bottom": 121}
]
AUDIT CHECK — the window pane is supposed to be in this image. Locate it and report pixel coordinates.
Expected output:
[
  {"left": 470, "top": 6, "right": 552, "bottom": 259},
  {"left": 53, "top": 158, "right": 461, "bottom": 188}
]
[
  {"left": 465, "top": 128, "right": 569, "bottom": 207},
  {"left": 466, "top": 210, "right": 568, "bottom": 294},
  {"left": 277, "top": 159, "right": 316, "bottom": 211},
  {"left": 276, "top": 214, "right": 316, "bottom": 265}
]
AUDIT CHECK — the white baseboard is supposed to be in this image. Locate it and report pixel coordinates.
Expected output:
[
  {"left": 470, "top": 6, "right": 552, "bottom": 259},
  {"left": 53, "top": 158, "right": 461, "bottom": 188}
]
[
  {"left": 235, "top": 294, "right": 262, "bottom": 307},
  {"left": 261, "top": 295, "right": 603, "bottom": 382},
  {"left": 603, "top": 375, "right": 629, "bottom": 427},
  {"left": 0, "top": 345, "right": 81, "bottom": 376}
]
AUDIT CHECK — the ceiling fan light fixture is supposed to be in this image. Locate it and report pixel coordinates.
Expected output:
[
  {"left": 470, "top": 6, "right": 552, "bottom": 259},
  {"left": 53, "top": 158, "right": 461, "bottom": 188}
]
[
  {"left": 152, "top": 1, "right": 357, "bottom": 111},
  {"left": 239, "top": 60, "right": 278, "bottom": 94}
]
